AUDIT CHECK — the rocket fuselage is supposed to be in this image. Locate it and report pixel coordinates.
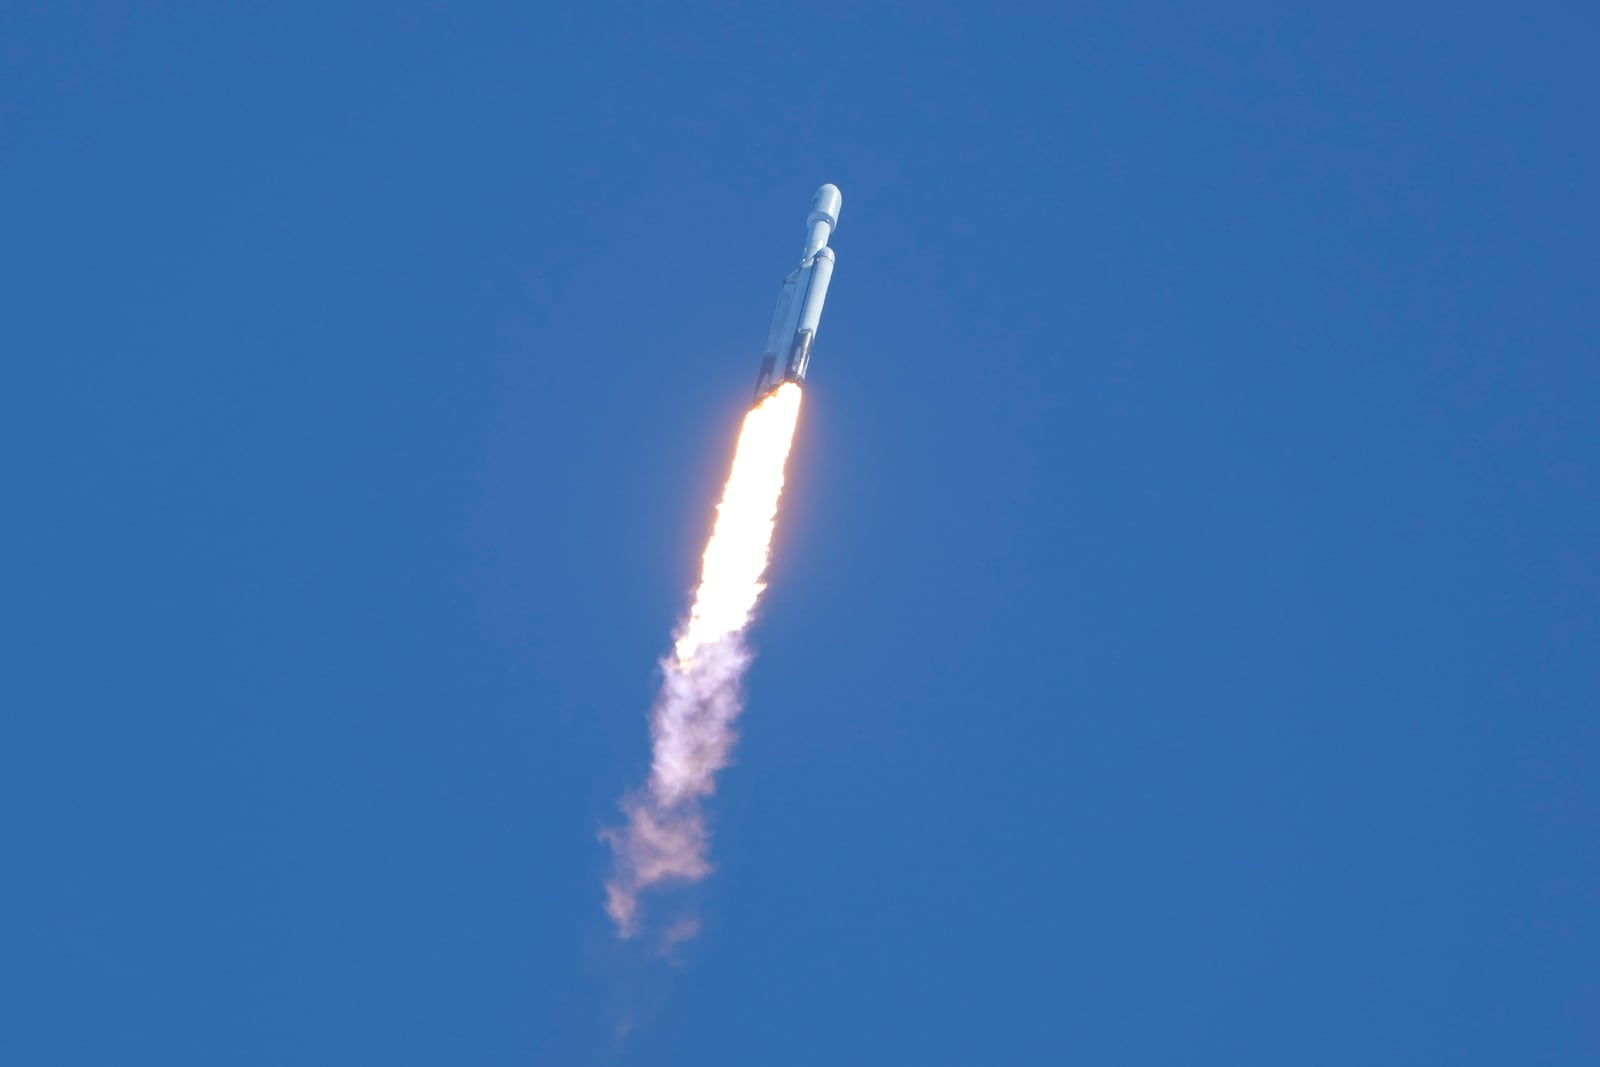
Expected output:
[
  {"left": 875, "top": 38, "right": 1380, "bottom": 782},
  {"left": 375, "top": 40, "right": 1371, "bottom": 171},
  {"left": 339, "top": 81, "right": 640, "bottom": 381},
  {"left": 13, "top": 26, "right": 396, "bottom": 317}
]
[{"left": 753, "top": 184, "right": 841, "bottom": 401}]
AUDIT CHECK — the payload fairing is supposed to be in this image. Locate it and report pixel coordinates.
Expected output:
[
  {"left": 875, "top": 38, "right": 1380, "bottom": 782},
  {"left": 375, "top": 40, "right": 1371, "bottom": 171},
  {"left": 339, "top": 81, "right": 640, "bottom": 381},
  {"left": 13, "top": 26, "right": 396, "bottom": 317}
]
[{"left": 752, "top": 184, "right": 842, "bottom": 401}]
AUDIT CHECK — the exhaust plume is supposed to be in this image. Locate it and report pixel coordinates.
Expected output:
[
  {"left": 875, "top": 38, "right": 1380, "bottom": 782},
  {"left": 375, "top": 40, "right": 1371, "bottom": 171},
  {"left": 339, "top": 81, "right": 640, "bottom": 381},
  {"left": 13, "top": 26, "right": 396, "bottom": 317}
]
[{"left": 602, "top": 382, "right": 804, "bottom": 939}]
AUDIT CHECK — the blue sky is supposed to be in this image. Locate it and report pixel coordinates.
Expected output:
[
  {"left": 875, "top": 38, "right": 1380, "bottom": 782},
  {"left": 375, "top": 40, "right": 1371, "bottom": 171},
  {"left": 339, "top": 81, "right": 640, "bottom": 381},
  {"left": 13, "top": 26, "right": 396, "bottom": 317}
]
[{"left": 4, "top": 3, "right": 1596, "bottom": 1063}]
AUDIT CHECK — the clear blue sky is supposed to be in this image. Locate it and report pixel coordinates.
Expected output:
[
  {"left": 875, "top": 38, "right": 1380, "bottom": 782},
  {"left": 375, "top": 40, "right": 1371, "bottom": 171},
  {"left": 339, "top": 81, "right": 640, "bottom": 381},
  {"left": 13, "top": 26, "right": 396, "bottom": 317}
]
[{"left": 4, "top": 3, "right": 1596, "bottom": 1063}]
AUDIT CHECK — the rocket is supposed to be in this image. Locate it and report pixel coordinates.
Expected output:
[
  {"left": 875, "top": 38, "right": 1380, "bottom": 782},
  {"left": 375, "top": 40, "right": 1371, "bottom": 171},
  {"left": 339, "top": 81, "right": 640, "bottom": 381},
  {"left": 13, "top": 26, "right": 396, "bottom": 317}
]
[{"left": 752, "top": 184, "right": 842, "bottom": 401}]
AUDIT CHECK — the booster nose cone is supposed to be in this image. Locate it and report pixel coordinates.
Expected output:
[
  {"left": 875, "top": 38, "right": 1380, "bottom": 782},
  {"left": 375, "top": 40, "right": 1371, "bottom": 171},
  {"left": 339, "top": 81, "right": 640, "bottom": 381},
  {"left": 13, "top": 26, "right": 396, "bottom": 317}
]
[{"left": 807, "top": 184, "right": 843, "bottom": 229}]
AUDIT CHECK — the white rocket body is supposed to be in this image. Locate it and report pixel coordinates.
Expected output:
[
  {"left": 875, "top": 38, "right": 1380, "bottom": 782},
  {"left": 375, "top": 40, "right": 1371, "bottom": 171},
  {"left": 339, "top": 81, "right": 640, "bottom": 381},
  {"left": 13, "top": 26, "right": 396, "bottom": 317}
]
[{"left": 753, "top": 184, "right": 841, "bottom": 400}]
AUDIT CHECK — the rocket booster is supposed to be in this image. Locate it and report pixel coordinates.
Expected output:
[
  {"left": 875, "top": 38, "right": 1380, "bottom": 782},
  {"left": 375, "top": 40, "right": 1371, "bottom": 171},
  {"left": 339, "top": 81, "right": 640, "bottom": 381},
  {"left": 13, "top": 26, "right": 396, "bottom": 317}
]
[{"left": 752, "top": 184, "right": 842, "bottom": 401}]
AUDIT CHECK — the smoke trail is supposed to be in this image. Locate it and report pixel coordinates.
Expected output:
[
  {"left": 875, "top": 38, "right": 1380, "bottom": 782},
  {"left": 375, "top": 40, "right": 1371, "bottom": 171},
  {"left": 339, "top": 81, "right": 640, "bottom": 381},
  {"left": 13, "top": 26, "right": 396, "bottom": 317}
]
[{"left": 602, "top": 382, "right": 804, "bottom": 939}]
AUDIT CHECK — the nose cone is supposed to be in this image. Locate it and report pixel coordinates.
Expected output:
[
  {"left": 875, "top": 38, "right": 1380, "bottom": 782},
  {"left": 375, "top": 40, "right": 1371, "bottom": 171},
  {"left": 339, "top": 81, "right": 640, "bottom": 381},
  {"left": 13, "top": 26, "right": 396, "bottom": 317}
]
[{"left": 808, "top": 183, "right": 843, "bottom": 229}]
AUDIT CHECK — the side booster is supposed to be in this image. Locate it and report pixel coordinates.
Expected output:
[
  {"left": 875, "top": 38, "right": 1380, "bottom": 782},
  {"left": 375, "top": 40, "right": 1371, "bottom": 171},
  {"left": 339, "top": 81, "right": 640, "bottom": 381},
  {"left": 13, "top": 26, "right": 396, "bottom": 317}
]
[{"left": 752, "top": 184, "right": 842, "bottom": 401}]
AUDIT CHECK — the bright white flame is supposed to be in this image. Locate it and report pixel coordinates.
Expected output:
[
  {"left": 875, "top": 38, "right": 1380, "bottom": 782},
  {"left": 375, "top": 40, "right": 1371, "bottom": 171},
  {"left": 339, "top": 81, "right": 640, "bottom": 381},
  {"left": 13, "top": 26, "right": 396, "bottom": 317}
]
[
  {"left": 674, "top": 383, "right": 803, "bottom": 665},
  {"left": 603, "top": 382, "right": 803, "bottom": 939}
]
